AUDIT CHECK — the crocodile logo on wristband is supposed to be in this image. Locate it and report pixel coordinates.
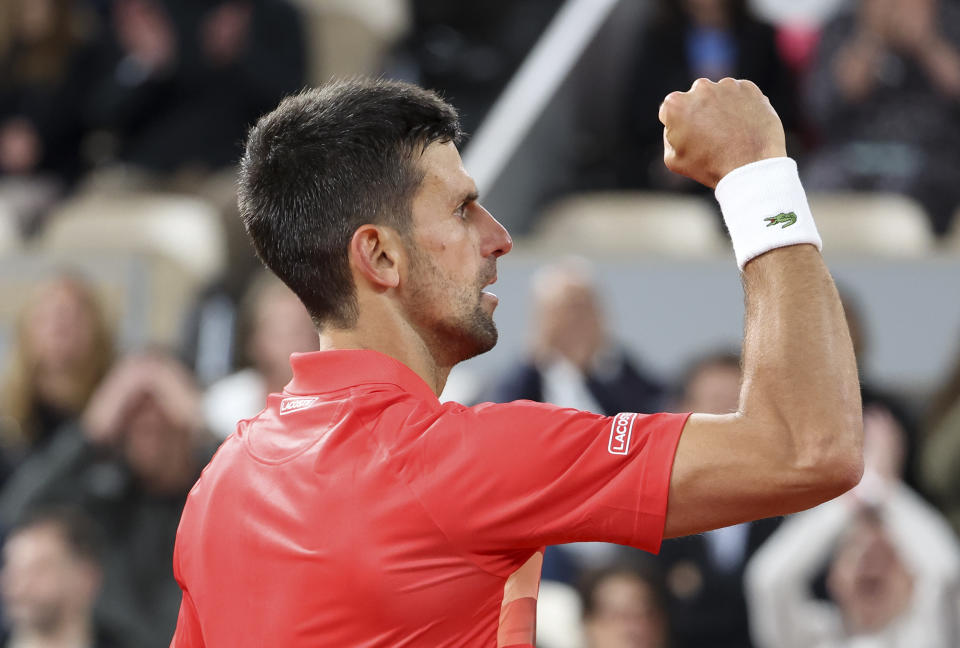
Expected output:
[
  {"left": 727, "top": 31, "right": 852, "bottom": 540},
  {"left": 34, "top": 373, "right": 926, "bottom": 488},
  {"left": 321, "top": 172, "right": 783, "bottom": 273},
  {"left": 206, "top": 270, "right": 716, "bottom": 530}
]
[{"left": 764, "top": 212, "right": 798, "bottom": 228}]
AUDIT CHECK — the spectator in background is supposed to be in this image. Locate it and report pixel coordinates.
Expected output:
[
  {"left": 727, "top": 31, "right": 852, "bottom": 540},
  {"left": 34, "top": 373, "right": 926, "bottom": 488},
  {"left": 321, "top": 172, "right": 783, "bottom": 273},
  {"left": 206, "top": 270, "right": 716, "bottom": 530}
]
[
  {"left": 203, "top": 272, "right": 320, "bottom": 439},
  {"left": 0, "top": 0, "right": 103, "bottom": 235},
  {"left": 389, "top": 0, "right": 561, "bottom": 134},
  {"left": 803, "top": 0, "right": 960, "bottom": 235},
  {"left": 486, "top": 259, "right": 663, "bottom": 417},
  {"left": 639, "top": 351, "right": 780, "bottom": 648},
  {"left": 745, "top": 405, "right": 960, "bottom": 648},
  {"left": 0, "top": 352, "right": 213, "bottom": 648},
  {"left": 86, "top": 0, "right": 305, "bottom": 177},
  {"left": 615, "top": 0, "right": 797, "bottom": 191},
  {"left": 579, "top": 563, "right": 671, "bottom": 648},
  {"left": 919, "top": 336, "right": 960, "bottom": 536},
  {"left": 0, "top": 507, "right": 119, "bottom": 648},
  {"left": 0, "top": 275, "right": 114, "bottom": 469},
  {"left": 79, "top": 0, "right": 307, "bottom": 285}
]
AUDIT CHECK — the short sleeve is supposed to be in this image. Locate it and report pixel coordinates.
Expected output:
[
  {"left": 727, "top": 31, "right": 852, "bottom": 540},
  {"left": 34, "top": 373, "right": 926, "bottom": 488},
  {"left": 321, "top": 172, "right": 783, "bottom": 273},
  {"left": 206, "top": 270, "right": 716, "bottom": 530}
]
[{"left": 401, "top": 400, "right": 687, "bottom": 570}]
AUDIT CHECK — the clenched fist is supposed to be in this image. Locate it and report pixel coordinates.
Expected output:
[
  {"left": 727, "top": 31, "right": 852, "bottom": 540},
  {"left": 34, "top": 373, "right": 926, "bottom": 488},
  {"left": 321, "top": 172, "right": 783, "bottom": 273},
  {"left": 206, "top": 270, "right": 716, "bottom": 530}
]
[{"left": 659, "top": 78, "right": 786, "bottom": 188}]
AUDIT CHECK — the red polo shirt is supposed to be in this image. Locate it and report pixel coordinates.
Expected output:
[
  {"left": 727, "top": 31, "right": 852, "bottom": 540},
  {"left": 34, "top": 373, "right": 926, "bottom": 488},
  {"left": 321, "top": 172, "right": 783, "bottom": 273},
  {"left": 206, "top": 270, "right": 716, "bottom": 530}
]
[{"left": 170, "top": 350, "right": 687, "bottom": 647}]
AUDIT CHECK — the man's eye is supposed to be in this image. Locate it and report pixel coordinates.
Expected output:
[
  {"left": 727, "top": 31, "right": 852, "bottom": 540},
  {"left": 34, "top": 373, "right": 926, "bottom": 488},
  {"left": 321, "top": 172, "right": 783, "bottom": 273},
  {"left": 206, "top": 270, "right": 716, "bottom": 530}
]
[{"left": 455, "top": 204, "right": 467, "bottom": 219}]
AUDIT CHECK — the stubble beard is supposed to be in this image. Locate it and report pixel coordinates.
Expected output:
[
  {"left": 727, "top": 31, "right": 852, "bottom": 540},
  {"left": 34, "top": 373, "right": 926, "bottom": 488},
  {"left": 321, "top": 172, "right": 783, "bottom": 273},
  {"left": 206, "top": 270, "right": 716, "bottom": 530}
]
[{"left": 406, "top": 249, "right": 499, "bottom": 366}]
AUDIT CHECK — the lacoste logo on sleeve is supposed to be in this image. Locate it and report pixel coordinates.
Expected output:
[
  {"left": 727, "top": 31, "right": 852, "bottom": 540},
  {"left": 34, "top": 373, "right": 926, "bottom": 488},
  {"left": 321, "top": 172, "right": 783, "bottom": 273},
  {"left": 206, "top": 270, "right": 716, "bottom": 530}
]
[
  {"left": 764, "top": 211, "right": 797, "bottom": 228},
  {"left": 608, "top": 412, "right": 638, "bottom": 455},
  {"left": 280, "top": 396, "right": 318, "bottom": 415}
]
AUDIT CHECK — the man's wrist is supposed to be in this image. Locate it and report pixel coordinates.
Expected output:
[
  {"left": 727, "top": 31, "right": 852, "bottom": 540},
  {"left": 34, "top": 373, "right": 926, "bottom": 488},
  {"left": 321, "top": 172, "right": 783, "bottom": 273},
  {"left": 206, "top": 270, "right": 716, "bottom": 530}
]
[{"left": 714, "top": 157, "right": 822, "bottom": 270}]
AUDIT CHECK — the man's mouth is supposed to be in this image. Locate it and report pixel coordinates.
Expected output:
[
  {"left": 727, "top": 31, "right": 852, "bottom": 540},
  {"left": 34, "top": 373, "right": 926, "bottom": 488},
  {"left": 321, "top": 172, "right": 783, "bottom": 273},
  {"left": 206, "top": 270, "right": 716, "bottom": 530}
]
[{"left": 480, "top": 273, "right": 499, "bottom": 305}]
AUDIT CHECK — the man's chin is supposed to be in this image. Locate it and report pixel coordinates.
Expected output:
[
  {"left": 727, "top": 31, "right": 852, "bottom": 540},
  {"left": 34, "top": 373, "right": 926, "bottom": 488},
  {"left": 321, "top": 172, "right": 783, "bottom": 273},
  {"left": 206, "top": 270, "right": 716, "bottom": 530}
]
[
  {"left": 463, "top": 324, "right": 498, "bottom": 361},
  {"left": 455, "top": 312, "right": 498, "bottom": 362}
]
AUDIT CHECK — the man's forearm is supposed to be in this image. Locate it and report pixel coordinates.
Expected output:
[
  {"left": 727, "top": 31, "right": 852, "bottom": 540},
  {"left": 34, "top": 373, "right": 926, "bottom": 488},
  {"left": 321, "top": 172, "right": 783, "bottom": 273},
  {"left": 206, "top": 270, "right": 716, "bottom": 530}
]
[{"left": 740, "top": 245, "right": 862, "bottom": 491}]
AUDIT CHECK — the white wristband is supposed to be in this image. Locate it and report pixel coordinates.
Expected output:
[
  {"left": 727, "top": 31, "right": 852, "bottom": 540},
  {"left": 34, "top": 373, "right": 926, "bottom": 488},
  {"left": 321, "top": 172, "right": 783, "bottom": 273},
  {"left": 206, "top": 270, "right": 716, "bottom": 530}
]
[{"left": 714, "top": 157, "right": 822, "bottom": 270}]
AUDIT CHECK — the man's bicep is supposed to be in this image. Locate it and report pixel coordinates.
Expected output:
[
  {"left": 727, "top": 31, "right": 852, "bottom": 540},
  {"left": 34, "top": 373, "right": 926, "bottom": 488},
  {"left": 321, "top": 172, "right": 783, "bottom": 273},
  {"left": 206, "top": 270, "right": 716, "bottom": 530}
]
[{"left": 664, "top": 413, "right": 807, "bottom": 539}]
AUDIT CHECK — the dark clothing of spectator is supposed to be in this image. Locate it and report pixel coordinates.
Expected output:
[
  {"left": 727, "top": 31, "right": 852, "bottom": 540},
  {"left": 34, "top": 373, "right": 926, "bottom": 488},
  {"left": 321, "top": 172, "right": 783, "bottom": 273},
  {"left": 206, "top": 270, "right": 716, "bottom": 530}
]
[
  {"left": 392, "top": 1, "right": 562, "bottom": 134},
  {"left": 641, "top": 517, "right": 781, "bottom": 648},
  {"left": 0, "top": 399, "right": 77, "bottom": 485},
  {"left": 803, "top": 5, "right": 960, "bottom": 235},
  {"left": 484, "top": 352, "right": 665, "bottom": 416},
  {"left": 921, "top": 398, "right": 960, "bottom": 536},
  {"left": 22, "top": 400, "right": 74, "bottom": 448},
  {"left": 0, "top": 424, "right": 213, "bottom": 648},
  {"left": 86, "top": 0, "right": 306, "bottom": 174},
  {"left": 0, "top": 38, "right": 102, "bottom": 184},
  {"left": 0, "top": 624, "right": 125, "bottom": 648},
  {"left": 615, "top": 5, "right": 797, "bottom": 191}
]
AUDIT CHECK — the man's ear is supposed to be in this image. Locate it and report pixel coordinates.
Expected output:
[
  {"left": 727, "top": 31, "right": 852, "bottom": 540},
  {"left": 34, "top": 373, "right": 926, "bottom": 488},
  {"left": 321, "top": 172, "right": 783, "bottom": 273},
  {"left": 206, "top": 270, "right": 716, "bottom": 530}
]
[{"left": 349, "top": 224, "right": 402, "bottom": 290}]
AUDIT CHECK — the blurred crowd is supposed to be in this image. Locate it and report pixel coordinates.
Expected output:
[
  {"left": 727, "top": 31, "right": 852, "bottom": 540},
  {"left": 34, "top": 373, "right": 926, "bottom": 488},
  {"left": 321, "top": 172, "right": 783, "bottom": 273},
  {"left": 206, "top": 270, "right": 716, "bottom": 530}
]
[
  {"left": 476, "top": 259, "right": 960, "bottom": 648},
  {"left": 0, "top": 0, "right": 959, "bottom": 646},
  {"left": 602, "top": 0, "right": 960, "bottom": 237}
]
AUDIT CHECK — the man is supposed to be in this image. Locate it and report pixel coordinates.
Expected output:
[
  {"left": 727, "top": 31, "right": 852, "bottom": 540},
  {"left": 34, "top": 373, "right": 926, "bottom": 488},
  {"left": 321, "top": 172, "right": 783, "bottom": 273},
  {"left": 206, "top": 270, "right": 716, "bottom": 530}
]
[
  {"left": 1, "top": 352, "right": 212, "bottom": 648},
  {"left": 170, "top": 77, "right": 862, "bottom": 647},
  {"left": 486, "top": 258, "right": 664, "bottom": 416},
  {"left": 0, "top": 507, "right": 118, "bottom": 648},
  {"left": 579, "top": 563, "right": 670, "bottom": 648},
  {"left": 746, "top": 406, "right": 960, "bottom": 647},
  {"left": 804, "top": 0, "right": 960, "bottom": 234}
]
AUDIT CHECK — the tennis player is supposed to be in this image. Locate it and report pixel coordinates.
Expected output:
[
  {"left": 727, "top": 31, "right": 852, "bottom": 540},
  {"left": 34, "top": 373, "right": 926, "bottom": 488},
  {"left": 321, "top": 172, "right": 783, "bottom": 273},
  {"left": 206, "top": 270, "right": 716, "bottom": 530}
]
[{"left": 169, "top": 77, "right": 863, "bottom": 647}]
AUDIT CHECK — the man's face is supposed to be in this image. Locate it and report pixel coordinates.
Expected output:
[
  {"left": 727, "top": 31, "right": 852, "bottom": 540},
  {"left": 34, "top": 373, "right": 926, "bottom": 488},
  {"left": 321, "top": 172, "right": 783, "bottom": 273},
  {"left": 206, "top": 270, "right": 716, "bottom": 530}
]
[
  {"left": 121, "top": 391, "right": 195, "bottom": 494},
  {"left": 533, "top": 271, "right": 605, "bottom": 368},
  {"left": 827, "top": 515, "right": 913, "bottom": 632},
  {"left": 26, "top": 281, "right": 99, "bottom": 372},
  {"left": 683, "top": 363, "right": 741, "bottom": 414},
  {"left": 249, "top": 284, "right": 319, "bottom": 378},
  {"left": 584, "top": 574, "right": 667, "bottom": 648},
  {"left": 401, "top": 141, "right": 512, "bottom": 366},
  {"left": 0, "top": 524, "right": 97, "bottom": 634}
]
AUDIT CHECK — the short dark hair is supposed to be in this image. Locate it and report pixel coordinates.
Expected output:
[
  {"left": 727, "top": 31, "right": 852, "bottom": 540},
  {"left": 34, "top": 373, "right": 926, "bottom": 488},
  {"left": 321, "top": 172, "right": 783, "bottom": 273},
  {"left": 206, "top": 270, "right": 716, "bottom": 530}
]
[
  {"left": 238, "top": 78, "right": 462, "bottom": 329},
  {"left": 679, "top": 349, "right": 741, "bottom": 398},
  {"left": 8, "top": 505, "right": 103, "bottom": 565}
]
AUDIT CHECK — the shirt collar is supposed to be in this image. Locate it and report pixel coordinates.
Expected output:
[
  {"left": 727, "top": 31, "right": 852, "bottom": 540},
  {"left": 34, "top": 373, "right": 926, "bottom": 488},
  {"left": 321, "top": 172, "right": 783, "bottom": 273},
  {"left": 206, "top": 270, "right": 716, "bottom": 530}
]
[{"left": 285, "top": 349, "right": 439, "bottom": 403}]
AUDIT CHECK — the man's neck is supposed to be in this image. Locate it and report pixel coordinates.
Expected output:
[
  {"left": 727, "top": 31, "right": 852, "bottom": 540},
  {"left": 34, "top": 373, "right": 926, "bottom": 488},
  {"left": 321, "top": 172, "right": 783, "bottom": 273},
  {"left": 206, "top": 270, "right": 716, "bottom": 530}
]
[
  {"left": 317, "top": 311, "right": 451, "bottom": 397},
  {"left": 9, "top": 616, "right": 94, "bottom": 648}
]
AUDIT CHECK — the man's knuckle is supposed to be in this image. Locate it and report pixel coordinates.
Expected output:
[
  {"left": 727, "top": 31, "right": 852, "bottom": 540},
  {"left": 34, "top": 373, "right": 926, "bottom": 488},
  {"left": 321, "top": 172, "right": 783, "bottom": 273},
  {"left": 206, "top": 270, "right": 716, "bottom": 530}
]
[{"left": 690, "top": 77, "right": 711, "bottom": 91}]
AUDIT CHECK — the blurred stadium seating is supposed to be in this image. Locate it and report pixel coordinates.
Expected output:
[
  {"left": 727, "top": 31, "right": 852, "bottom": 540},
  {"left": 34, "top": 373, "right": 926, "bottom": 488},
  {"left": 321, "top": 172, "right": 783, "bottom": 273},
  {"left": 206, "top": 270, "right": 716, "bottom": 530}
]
[
  {"left": 531, "top": 192, "right": 726, "bottom": 258},
  {"left": 41, "top": 192, "right": 226, "bottom": 282},
  {"left": 290, "top": 0, "right": 410, "bottom": 83},
  {"left": 807, "top": 192, "right": 936, "bottom": 257}
]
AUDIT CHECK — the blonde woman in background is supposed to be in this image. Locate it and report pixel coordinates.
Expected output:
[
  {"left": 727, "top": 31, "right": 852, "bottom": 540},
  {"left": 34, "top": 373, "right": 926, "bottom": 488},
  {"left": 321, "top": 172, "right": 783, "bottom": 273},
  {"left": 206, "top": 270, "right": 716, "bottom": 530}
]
[{"left": 1, "top": 274, "right": 114, "bottom": 462}]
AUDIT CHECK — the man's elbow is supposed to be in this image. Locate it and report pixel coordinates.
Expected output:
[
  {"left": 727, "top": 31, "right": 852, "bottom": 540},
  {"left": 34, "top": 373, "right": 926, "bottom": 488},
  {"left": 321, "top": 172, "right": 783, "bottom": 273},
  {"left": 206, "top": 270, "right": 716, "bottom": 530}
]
[
  {"left": 787, "top": 408, "right": 863, "bottom": 506},
  {"left": 789, "top": 418, "right": 864, "bottom": 502},
  {"left": 825, "top": 447, "right": 864, "bottom": 497}
]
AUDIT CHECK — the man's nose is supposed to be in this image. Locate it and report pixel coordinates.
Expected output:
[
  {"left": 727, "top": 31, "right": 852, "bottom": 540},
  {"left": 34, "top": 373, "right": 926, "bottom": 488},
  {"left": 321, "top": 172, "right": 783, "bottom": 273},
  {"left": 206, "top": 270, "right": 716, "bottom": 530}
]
[{"left": 478, "top": 204, "right": 513, "bottom": 258}]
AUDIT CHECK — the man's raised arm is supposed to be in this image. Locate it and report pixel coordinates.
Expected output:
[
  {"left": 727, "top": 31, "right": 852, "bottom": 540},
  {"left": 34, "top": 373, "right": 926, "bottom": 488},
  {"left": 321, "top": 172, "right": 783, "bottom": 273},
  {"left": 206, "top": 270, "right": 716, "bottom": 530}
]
[{"left": 658, "top": 78, "right": 863, "bottom": 538}]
